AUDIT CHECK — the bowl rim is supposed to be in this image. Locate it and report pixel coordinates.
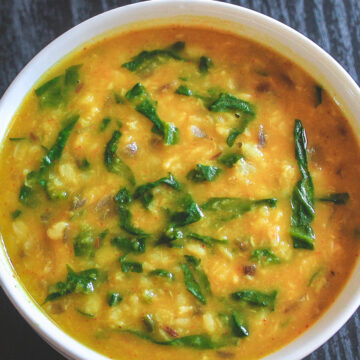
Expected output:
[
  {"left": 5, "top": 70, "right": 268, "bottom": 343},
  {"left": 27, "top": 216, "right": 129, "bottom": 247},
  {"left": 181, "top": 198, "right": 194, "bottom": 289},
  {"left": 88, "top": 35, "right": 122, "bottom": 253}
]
[{"left": 0, "top": 1, "right": 359, "bottom": 360}]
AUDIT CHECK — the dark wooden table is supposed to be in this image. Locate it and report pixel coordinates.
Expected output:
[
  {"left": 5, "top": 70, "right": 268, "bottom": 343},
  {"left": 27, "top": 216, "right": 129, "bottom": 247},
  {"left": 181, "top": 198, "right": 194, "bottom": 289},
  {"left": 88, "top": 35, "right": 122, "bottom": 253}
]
[{"left": 0, "top": 1, "right": 359, "bottom": 359}]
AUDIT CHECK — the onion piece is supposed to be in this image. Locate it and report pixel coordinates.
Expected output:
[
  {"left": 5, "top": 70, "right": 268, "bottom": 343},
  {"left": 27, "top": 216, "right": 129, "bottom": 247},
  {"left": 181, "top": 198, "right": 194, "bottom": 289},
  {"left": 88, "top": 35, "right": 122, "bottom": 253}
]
[
  {"left": 258, "top": 125, "right": 266, "bottom": 148},
  {"left": 124, "top": 142, "right": 138, "bottom": 156},
  {"left": 190, "top": 125, "right": 207, "bottom": 138}
]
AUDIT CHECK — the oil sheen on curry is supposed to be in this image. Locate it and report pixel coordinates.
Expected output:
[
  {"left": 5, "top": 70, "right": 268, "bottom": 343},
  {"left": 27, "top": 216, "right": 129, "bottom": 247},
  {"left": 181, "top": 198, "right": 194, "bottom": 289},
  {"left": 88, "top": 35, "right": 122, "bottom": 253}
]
[{"left": 0, "top": 25, "right": 359, "bottom": 360}]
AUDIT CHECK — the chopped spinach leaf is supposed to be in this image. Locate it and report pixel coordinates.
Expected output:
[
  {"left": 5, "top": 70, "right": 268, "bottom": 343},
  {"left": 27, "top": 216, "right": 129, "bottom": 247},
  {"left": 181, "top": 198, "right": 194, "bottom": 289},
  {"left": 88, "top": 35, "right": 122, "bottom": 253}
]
[
  {"left": 308, "top": 268, "right": 323, "bottom": 287},
  {"left": 227, "top": 114, "right": 255, "bottom": 147},
  {"left": 199, "top": 56, "right": 213, "bottom": 74},
  {"left": 122, "top": 41, "right": 186, "bottom": 74},
  {"left": 153, "top": 173, "right": 180, "bottom": 188},
  {"left": 126, "top": 83, "right": 179, "bottom": 145},
  {"left": 183, "top": 254, "right": 211, "bottom": 298},
  {"left": 35, "top": 65, "right": 82, "bottom": 108},
  {"left": 114, "top": 187, "right": 132, "bottom": 206},
  {"left": 19, "top": 115, "right": 78, "bottom": 207},
  {"left": 187, "top": 232, "right": 228, "bottom": 246},
  {"left": 118, "top": 208, "right": 148, "bottom": 236},
  {"left": 120, "top": 255, "right": 143, "bottom": 273},
  {"left": 35, "top": 76, "right": 63, "bottom": 108},
  {"left": 125, "top": 82, "right": 148, "bottom": 101},
  {"left": 104, "top": 130, "right": 135, "bottom": 185},
  {"left": 290, "top": 119, "right": 315, "bottom": 250},
  {"left": 111, "top": 235, "right": 146, "bottom": 253},
  {"left": 76, "top": 309, "right": 95, "bottom": 318},
  {"left": 170, "top": 41, "right": 185, "bottom": 52},
  {"left": 64, "top": 64, "right": 82, "bottom": 87},
  {"left": 318, "top": 192, "right": 349, "bottom": 205},
  {"left": 137, "top": 99, "right": 166, "bottom": 136},
  {"left": 19, "top": 180, "right": 38, "bottom": 208},
  {"left": 175, "top": 85, "right": 214, "bottom": 106},
  {"left": 170, "top": 194, "right": 204, "bottom": 227},
  {"left": 231, "top": 311, "right": 249, "bottom": 338},
  {"left": 149, "top": 269, "right": 175, "bottom": 280},
  {"left": 40, "top": 174, "right": 68, "bottom": 200},
  {"left": 218, "top": 153, "right": 243, "bottom": 168},
  {"left": 185, "top": 255, "right": 211, "bottom": 294},
  {"left": 209, "top": 93, "right": 255, "bottom": 115},
  {"left": 196, "top": 268, "right": 212, "bottom": 296},
  {"left": 158, "top": 226, "right": 185, "bottom": 248},
  {"left": 315, "top": 85, "right": 322, "bottom": 107},
  {"left": 40, "top": 114, "right": 79, "bottom": 172},
  {"left": 226, "top": 129, "right": 241, "bottom": 147},
  {"left": 134, "top": 172, "right": 180, "bottom": 208},
  {"left": 186, "top": 164, "right": 221, "bottom": 183},
  {"left": 11, "top": 209, "right": 22, "bottom": 219},
  {"left": 201, "top": 197, "right": 277, "bottom": 221},
  {"left": 184, "top": 254, "right": 201, "bottom": 267},
  {"left": 42, "top": 185, "right": 67, "bottom": 201},
  {"left": 107, "top": 292, "right": 123, "bottom": 306},
  {"left": 181, "top": 263, "right": 206, "bottom": 304},
  {"left": 168, "top": 335, "right": 223, "bottom": 349},
  {"left": 164, "top": 227, "right": 184, "bottom": 241},
  {"left": 113, "top": 187, "right": 148, "bottom": 237},
  {"left": 18, "top": 188, "right": 36, "bottom": 207},
  {"left": 142, "top": 314, "right": 155, "bottom": 332},
  {"left": 74, "top": 228, "right": 95, "bottom": 257},
  {"left": 160, "top": 235, "right": 179, "bottom": 249},
  {"left": 231, "top": 289, "right": 277, "bottom": 311},
  {"left": 44, "top": 265, "right": 100, "bottom": 302},
  {"left": 208, "top": 93, "right": 256, "bottom": 147},
  {"left": 99, "top": 117, "right": 111, "bottom": 132},
  {"left": 251, "top": 248, "right": 281, "bottom": 265},
  {"left": 164, "top": 122, "right": 180, "bottom": 145},
  {"left": 124, "top": 330, "right": 224, "bottom": 349},
  {"left": 176, "top": 84, "right": 194, "bottom": 96},
  {"left": 9, "top": 137, "right": 26, "bottom": 141}
]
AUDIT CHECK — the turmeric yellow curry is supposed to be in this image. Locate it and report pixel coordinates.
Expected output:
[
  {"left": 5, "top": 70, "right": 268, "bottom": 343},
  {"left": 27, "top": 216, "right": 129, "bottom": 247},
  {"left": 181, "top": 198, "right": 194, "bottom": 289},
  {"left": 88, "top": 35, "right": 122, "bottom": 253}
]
[{"left": 0, "top": 25, "right": 359, "bottom": 359}]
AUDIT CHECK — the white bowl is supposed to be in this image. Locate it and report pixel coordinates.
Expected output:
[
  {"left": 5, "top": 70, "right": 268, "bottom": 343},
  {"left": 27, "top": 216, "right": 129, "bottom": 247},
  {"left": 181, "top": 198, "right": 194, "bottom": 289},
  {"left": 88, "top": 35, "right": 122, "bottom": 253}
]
[{"left": 0, "top": 1, "right": 359, "bottom": 359}]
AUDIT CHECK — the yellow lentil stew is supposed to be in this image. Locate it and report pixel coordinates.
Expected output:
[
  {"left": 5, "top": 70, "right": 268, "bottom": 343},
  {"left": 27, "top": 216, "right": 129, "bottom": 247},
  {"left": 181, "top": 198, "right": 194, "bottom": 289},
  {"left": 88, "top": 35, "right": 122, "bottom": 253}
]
[{"left": 0, "top": 25, "right": 360, "bottom": 360}]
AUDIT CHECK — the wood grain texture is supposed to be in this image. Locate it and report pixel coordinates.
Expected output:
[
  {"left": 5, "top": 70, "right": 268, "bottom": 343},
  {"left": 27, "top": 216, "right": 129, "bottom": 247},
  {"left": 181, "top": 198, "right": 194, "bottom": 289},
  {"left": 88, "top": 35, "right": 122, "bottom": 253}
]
[{"left": 0, "top": 0, "right": 359, "bottom": 359}]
